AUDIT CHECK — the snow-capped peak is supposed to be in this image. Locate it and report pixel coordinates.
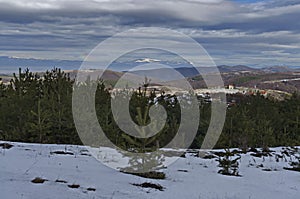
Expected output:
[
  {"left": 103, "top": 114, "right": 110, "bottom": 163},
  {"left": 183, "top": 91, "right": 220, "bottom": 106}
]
[{"left": 135, "top": 58, "right": 161, "bottom": 63}]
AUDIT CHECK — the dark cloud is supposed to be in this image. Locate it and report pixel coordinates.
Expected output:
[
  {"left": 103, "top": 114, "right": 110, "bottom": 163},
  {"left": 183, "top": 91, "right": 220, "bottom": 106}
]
[{"left": 0, "top": 0, "right": 299, "bottom": 70}]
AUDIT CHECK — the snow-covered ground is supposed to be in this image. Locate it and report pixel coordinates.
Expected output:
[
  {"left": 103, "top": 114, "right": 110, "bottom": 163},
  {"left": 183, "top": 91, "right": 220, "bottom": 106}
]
[{"left": 1, "top": 141, "right": 299, "bottom": 199}]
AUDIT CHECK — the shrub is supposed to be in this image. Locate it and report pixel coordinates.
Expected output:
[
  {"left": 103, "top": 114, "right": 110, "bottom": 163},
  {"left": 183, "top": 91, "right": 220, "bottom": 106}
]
[{"left": 217, "top": 149, "right": 241, "bottom": 176}]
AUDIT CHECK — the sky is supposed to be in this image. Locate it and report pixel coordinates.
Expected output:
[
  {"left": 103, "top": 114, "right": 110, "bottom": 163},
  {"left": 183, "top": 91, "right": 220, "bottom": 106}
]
[{"left": 0, "top": 0, "right": 300, "bottom": 72}]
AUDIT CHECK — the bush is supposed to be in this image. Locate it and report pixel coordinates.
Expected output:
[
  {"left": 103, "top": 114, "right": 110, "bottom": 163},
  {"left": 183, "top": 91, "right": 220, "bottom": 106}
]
[{"left": 217, "top": 149, "right": 241, "bottom": 176}]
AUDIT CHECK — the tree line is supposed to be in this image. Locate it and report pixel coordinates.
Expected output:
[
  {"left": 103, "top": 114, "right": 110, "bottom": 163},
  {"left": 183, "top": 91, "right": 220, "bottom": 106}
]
[{"left": 0, "top": 68, "right": 299, "bottom": 150}]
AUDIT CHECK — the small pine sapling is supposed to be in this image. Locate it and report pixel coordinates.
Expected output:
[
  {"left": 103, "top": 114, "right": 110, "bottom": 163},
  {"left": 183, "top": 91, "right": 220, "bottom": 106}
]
[{"left": 217, "top": 149, "right": 241, "bottom": 176}]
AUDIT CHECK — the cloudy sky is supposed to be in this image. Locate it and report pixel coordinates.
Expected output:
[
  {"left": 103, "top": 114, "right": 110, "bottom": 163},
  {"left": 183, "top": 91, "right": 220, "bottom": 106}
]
[{"left": 0, "top": 0, "right": 300, "bottom": 72}]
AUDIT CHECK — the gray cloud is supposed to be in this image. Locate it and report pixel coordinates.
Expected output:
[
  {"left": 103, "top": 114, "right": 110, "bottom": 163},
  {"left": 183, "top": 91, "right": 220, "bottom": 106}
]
[{"left": 0, "top": 0, "right": 299, "bottom": 70}]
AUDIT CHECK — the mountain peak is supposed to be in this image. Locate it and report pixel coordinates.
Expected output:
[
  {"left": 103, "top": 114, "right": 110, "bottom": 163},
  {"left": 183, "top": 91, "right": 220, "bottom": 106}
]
[{"left": 135, "top": 58, "right": 161, "bottom": 63}]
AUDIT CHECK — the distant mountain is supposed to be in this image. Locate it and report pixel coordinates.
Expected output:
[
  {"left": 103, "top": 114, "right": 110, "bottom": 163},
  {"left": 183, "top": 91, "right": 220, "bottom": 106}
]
[
  {"left": 0, "top": 56, "right": 82, "bottom": 74},
  {"left": 127, "top": 65, "right": 260, "bottom": 81},
  {"left": 64, "top": 69, "right": 125, "bottom": 81},
  {"left": 262, "top": 66, "right": 294, "bottom": 73},
  {"left": 218, "top": 65, "right": 259, "bottom": 73},
  {"left": 2, "top": 55, "right": 299, "bottom": 76},
  {"left": 126, "top": 67, "right": 199, "bottom": 81}
]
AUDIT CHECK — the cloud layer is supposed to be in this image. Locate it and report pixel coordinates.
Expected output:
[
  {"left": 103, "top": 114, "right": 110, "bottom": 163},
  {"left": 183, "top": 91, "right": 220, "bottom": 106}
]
[{"left": 0, "top": 0, "right": 300, "bottom": 70}]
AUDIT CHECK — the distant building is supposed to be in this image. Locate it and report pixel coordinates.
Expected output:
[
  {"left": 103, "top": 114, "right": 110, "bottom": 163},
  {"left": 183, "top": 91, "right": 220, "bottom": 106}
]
[
  {"left": 260, "top": 90, "right": 267, "bottom": 95},
  {"left": 228, "top": 84, "right": 235, "bottom": 89}
]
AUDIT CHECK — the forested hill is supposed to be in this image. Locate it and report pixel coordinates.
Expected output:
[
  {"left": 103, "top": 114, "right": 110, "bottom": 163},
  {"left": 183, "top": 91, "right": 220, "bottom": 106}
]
[{"left": 0, "top": 68, "right": 299, "bottom": 150}]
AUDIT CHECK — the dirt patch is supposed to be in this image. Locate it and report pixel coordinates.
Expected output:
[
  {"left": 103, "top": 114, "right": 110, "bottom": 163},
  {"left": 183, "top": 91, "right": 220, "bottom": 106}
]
[
  {"left": 132, "top": 182, "right": 164, "bottom": 191},
  {"left": 284, "top": 167, "right": 300, "bottom": 172},
  {"left": 80, "top": 153, "right": 91, "bottom": 156},
  {"left": 50, "top": 151, "right": 74, "bottom": 155},
  {"left": 201, "top": 154, "right": 217, "bottom": 159},
  {"left": 250, "top": 151, "right": 272, "bottom": 158},
  {"left": 122, "top": 171, "right": 166, "bottom": 179},
  {"left": 55, "top": 179, "right": 68, "bottom": 183},
  {"left": 31, "top": 177, "right": 48, "bottom": 184},
  {"left": 0, "top": 143, "right": 13, "bottom": 149},
  {"left": 68, "top": 184, "right": 80, "bottom": 189},
  {"left": 262, "top": 168, "right": 273, "bottom": 172},
  {"left": 177, "top": 169, "right": 188, "bottom": 172}
]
